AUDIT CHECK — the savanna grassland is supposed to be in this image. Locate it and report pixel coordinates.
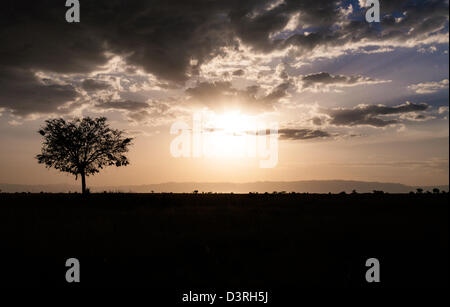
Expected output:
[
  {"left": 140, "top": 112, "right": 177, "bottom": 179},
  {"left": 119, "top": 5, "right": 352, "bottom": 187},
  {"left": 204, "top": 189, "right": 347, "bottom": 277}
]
[{"left": 0, "top": 193, "right": 448, "bottom": 288}]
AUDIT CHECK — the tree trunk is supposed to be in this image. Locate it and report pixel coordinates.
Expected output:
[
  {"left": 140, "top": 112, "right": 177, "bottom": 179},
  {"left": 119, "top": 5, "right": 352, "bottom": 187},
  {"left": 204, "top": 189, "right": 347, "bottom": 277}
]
[{"left": 81, "top": 171, "right": 86, "bottom": 194}]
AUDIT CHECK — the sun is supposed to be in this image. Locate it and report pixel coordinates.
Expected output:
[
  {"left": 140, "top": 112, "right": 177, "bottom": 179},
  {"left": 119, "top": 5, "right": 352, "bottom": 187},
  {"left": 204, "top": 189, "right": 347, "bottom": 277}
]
[
  {"left": 202, "top": 110, "right": 255, "bottom": 158},
  {"left": 213, "top": 111, "right": 252, "bottom": 134}
]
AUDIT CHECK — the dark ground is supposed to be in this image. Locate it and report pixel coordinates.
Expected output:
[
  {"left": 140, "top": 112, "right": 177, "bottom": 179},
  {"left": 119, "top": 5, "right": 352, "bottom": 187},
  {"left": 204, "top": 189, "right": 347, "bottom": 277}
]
[{"left": 0, "top": 193, "right": 448, "bottom": 291}]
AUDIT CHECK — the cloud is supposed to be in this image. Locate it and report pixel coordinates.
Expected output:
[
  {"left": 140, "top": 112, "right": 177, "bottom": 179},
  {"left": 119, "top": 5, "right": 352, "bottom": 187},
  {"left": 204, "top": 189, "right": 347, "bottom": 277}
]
[
  {"left": 126, "top": 101, "right": 176, "bottom": 125},
  {"left": 233, "top": 69, "right": 245, "bottom": 76},
  {"left": 417, "top": 45, "right": 438, "bottom": 53},
  {"left": 408, "top": 79, "right": 449, "bottom": 94},
  {"left": 297, "top": 72, "right": 390, "bottom": 92},
  {"left": 93, "top": 98, "right": 177, "bottom": 125},
  {"left": 399, "top": 112, "right": 435, "bottom": 122},
  {"left": 322, "top": 102, "right": 430, "bottom": 127},
  {"left": 278, "top": 128, "right": 332, "bottom": 140},
  {"left": 95, "top": 100, "right": 150, "bottom": 112},
  {"left": 311, "top": 117, "right": 324, "bottom": 126},
  {"left": 247, "top": 127, "right": 334, "bottom": 140},
  {"left": 0, "top": 1, "right": 448, "bottom": 117},
  {"left": 81, "top": 79, "right": 112, "bottom": 92},
  {"left": 0, "top": 67, "right": 78, "bottom": 116},
  {"left": 438, "top": 106, "right": 449, "bottom": 114},
  {"left": 185, "top": 81, "right": 290, "bottom": 112},
  {"left": 358, "top": 46, "right": 396, "bottom": 54},
  {"left": 1, "top": 0, "right": 448, "bottom": 83}
]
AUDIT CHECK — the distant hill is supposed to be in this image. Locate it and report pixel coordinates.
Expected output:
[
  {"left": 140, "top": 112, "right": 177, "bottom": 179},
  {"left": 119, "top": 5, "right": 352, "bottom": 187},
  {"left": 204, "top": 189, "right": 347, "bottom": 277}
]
[{"left": 0, "top": 181, "right": 448, "bottom": 194}]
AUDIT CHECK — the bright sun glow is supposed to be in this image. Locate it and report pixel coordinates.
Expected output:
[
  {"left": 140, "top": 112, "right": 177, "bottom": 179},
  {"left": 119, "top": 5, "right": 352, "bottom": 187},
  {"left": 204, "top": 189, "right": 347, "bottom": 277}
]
[
  {"left": 213, "top": 111, "right": 252, "bottom": 134},
  {"left": 203, "top": 111, "right": 256, "bottom": 158}
]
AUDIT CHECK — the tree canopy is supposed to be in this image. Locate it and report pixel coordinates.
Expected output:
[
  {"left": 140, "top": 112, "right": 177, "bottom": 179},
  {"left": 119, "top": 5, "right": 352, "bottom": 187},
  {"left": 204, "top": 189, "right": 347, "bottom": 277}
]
[{"left": 36, "top": 117, "right": 133, "bottom": 193}]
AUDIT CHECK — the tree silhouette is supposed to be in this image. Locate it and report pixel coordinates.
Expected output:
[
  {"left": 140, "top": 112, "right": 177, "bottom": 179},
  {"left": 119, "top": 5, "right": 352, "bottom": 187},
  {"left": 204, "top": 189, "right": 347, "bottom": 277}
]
[{"left": 36, "top": 117, "right": 133, "bottom": 194}]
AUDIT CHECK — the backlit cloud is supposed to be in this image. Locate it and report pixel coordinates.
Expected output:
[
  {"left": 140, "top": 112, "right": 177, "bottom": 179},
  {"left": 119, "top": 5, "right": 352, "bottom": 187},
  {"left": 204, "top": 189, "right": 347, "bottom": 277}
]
[
  {"left": 297, "top": 72, "right": 390, "bottom": 92},
  {"left": 408, "top": 79, "right": 449, "bottom": 94},
  {"left": 185, "top": 81, "right": 290, "bottom": 113}
]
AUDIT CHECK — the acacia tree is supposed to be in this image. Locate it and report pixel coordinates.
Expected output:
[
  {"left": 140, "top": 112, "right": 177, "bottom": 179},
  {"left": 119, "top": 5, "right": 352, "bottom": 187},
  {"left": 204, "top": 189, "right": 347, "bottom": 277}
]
[{"left": 36, "top": 117, "right": 133, "bottom": 194}]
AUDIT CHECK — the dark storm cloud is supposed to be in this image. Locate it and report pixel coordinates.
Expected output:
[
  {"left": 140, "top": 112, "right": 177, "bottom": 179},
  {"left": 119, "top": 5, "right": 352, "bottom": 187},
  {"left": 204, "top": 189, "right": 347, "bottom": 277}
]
[
  {"left": 279, "top": 0, "right": 448, "bottom": 53},
  {"left": 324, "top": 102, "right": 430, "bottom": 127},
  {"left": 0, "top": 2, "right": 109, "bottom": 74},
  {"left": 0, "top": 67, "right": 78, "bottom": 116},
  {"left": 81, "top": 79, "right": 112, "bottom": 92},
  {"left": 231, "top": 0, "right": 343, "bottom": 52},
  {"left": 0, "top": 1, "right": 447, "bottom": 115},
  {"left": 379, "top": 0, "right": 449, "bottom": 37},
  {"left": 1, "top": 0, "right": 447, "bottom": 79},
  {"left": 185, "top": 81, "right": 290, "bottom": 112}
]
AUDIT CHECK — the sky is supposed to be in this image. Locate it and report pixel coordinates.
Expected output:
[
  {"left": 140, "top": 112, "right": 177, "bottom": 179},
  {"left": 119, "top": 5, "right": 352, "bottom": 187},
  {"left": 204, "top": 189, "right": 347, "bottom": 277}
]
[{"left": 0, "top": 0, "right": 448, "bottom": 187}]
